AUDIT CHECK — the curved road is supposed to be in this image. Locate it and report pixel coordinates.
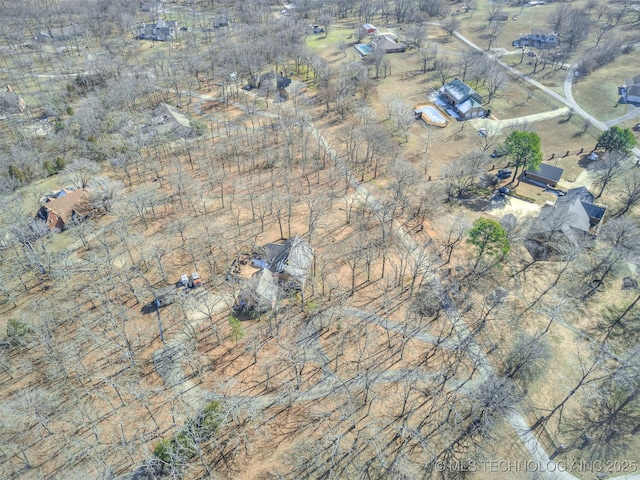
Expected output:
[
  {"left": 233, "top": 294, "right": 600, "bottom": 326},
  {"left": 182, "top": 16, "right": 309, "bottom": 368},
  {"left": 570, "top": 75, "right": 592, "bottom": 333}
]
[{"left": 450, "top": 29, "right": 640, "bottom": 160}]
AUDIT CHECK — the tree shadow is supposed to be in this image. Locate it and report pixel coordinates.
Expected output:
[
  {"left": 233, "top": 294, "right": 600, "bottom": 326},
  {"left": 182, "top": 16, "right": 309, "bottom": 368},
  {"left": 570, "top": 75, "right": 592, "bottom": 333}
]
[{"left": 578, "top": 155, "right": 596, "bottom": 169}]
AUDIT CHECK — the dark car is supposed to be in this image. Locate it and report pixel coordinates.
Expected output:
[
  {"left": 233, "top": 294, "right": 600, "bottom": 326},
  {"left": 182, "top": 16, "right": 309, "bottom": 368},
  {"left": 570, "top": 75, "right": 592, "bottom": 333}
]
[
  {"left": 498, "top": 187, "right": 510, "bottom": 195},
  {"left": 491, "top": 149, "right": 506, "bottom": 158},
  {"left": 496, "top": 169, "right": 512, "bottom": 179}
]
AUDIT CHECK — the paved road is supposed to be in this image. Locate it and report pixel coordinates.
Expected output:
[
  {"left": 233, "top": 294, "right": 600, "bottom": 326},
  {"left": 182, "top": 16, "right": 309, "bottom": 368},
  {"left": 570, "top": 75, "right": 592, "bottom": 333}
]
[
  {"left": 563, "top": 66, "right": 640, "bottom": 131},
  {"left": 451, "top": 29, "right": 640, "bottom": 161},
  {"left": 470, "top": 107, "right": 570, "bottom": 133}
]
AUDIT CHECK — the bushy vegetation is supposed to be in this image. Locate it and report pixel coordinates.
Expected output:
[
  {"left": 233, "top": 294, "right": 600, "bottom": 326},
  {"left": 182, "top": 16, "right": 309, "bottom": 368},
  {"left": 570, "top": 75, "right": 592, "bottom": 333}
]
[{"left": 153, "top": 401, "right": 224, "bottom": 468}]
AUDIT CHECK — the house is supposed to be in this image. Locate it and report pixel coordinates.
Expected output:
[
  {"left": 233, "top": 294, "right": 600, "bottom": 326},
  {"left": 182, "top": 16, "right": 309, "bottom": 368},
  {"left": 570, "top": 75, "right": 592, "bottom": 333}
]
[
  {"left": 526, "top": 187, "right": 605, "bottom": 259},
  {"left": 35, "top": 188, "right": 91, "bottom": 231},
  {"left": 34, "top": 24, "right": 84, "bottom": 42},
  {"left": 0, "top": 85, "right": 26, "bottom": 114},
  {"left": 371, "top": 35, "right": 407, "bottom": 54},
  {"left": 360, "top": 24, "right": 378, "bottom": 36},
  {"left": 512, "top": 31, "right": 559, "bottom": 49},
  {"left": 265, "top": 236, "right": 314, "bottom": 286},
  {"left": 152, "top": 103, "right": 193, "bottom": 137},
  {"left": 560, "top": 187, "right": 606, "bottom": 227},
  {"left": 136, "top": 19, "right": 177, "bottom": 41},
  {"left": 234, "top": 236, "right": 314, "bottom": 315},
  {"left": 258, "top": 72, "right": 306, "bottom": 100},
  {"left": 522, "top": 163, "right": 564, "bottom": 187},
  {"left": 618, "top": 74, "right": 640, "bottom": 104},
  {"left": 439, "top": 78, "right": 486, "bottom": 120}
]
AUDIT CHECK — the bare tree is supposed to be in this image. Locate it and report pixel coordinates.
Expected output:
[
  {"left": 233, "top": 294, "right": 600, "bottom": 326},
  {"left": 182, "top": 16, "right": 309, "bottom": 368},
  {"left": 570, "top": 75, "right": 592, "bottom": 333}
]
[
  {"left": 548, "top": 4, "right": 574, "bottom": 34},
  {"left": 394, "top": 0, "right": 416, "bottom": 23},
  {"left": 442, "top": 17, "right": 460, "bottom": 39},
  {"left": 417, "top": 43, "right": 438, "bottom": 73},
  {"left": 405, "top": 23, "right": 428, "bottom": 49},
  {"left": 592, "top": 151, "right": 624, "bottom": 199},
  {"left": 486, "top": 21, "right": 504, "bottom": 50},
  {"left": 614, "top": 171, "right": 640, "bottom": 217},
  {"left": 63, "top": 158, "right": 101, "bottom": 189},
  {"left": 440, "top": 215, "right": 471, "bottom": 265},
  {"left": 442, "top": 152, "right": 488, "bottom": 201},
  {"left": 503, "top": 332, "right": 551, "bottom": 386}
]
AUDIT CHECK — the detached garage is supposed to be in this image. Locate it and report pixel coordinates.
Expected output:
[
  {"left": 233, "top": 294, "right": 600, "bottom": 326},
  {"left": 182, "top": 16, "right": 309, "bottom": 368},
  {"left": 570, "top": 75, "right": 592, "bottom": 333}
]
[{"left": 523, "top": 163, "right": 564, "bottom": 187}]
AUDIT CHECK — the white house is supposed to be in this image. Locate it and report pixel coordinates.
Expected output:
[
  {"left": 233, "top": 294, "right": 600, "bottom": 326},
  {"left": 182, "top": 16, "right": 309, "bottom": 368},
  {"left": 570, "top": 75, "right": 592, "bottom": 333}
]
[{"left": 619, "top": 75, "right": 640, "bottom": 104}]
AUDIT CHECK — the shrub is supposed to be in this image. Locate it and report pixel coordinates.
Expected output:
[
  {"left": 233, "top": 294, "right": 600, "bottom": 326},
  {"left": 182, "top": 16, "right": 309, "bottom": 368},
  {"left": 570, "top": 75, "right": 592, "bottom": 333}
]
[
  {"left": 8, "top": 165, "right": 27, "bottom": 183},
  {"left": 7, "top": 318, "right": 30, "bottom": 347},
  {"left": 189, "top": 119, "right": 206, "bottom": 136},
  {"left": 152, "top": 401, "right": 224, "bottom": 469},
  {"left": 152, "top": 439, "right": 174, "bottom": 463},
  {"left": 43, "top": 160, "right": 57, "bottom": 176}
]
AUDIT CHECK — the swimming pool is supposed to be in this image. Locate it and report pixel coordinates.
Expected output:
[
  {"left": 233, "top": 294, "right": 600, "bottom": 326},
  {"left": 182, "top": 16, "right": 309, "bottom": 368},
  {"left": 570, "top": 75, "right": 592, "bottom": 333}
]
[
  {"left": 415, "top": 104, "right": 449, "bottom": 126},
  {"left": 354, "top": 44, "right": 372, "bottom": 56}
]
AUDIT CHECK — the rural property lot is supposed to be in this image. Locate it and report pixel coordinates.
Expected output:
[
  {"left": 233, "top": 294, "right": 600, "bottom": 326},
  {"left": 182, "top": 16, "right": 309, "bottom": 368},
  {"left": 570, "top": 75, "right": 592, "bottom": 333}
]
[{"left": 1, "top": 1, "right": 640, "bottom": 479}]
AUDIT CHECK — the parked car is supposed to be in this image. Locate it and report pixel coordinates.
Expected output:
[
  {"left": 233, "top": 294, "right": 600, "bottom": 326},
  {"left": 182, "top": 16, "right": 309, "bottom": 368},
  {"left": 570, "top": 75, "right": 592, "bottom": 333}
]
[
  {"left": 498, "top": 187, "right": 510, "bottom": 195},
  {"left": 490, "top": 147, "right": 507, "bottom": 158},
  {"left": 496, "top": 169, "right": 512, "bottom": 179}
]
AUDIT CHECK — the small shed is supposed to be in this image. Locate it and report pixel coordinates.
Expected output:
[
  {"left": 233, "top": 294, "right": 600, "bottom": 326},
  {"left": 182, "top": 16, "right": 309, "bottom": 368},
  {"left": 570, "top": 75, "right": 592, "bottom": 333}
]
[
  {"left": 523, "top": 163, "right": 564, "bottom": 187},
  {"left": 360, "top": 24, "right": 378, "bottom": 35}
]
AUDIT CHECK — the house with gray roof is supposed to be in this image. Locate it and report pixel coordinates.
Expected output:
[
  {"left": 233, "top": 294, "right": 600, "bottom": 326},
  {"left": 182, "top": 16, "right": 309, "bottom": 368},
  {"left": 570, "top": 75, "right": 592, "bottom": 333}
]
[
  {"left": 619, "top": 74, "right": 640, "bottom": 104},
  {"left": 234, "top": 236, "right": 313, "bottom": 316},
  {"left": 512, "top": 31, "right": 559, "bottom": 49},
  {"left": 371, "top": 35, "right": 407, "bottom": 53},
  {"left": 0, "top": 86, "right": 26, "bottom": 114},
  {"left": 526, "top": 186, "right": 605, "bottom": 259},
  {"left": 151, "top": 103, "right": 193, "bottom": 137},
  {"left": 439, "top": 78, "right": 485, "bottom": 120},
  {"left": 258, "top": 73, "right": 306, "bottom": 100},
  {"left": 136, "top": 19, "right": 177, "bottom": 41}
]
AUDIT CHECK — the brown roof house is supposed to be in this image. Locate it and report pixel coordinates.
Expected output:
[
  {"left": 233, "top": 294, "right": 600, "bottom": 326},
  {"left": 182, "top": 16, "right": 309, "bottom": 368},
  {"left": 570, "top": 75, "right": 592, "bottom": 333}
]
[
  {"left": 36, "top": 188, "right": 91, "bottom": 231},
  {"left": 234, "top": 236, "right": 313, "bottom": 316},
  {"left": 0, "top": 85, "right": 26, "bottom": 114}
]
